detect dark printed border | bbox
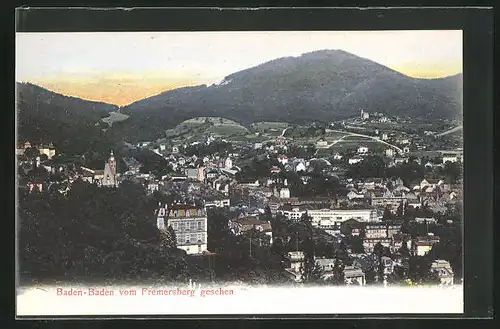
[8,6,494,322]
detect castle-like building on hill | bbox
[102,150,119,187]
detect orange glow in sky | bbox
[16,31,462,106]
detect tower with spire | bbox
[103,150,118,187]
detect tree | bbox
[161,226,177,249]
[24,146,40,159]
[345,235,364,254]
[382,206,393,222]
[396,201,404,218]
[263,205,272,221]
[398,239,411,258]
[373,242,385,283]
[300,251,324,284]
[325,257,345,285]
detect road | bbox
[435,125,462,137]
[323,129,404,153]
[280,127,291,137]
[278,126,403,154]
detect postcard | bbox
[16,28,464,317]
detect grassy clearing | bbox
[101,111,130,126]
[252,121,290,130]
[206,124,249,136]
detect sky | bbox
[16,30,463,106]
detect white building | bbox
[205,199,231,208]
[156,204,208,255]
[277,206,307,220]
[286,251,305,273]
[277,155,289,165]
[225,157,233,169]
[348,157,363,165]
[316,138,328,148]
[357,146,369,155]
[430,260,454,285]
[279,187,291,199]
[333,153,343,160]
[308,208,378,227]
[385,148,394,157]
[295,162,307,172]
[344,266,366,285]
[442,153,459,163]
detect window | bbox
[186,209,190,217]
[185,234,191,243]
[198,221,202,230]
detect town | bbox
[17,110,462,287]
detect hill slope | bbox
[16,82,119,154]
[120,50,462,133]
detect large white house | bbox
[308,208,378,227]
[156,204,208,255]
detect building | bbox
[279,187,291,199]
[415,217,437,224]
[102,150,118,187]
[315,258,336,272]
[316,138,328,148]
[277,205,307,220]
[156,204,208,255]
[254,142,263,149]
[277,155,289,165]
[442,153,459,163]
[414,234,440,256]
[38,144,56,159]
[363,238,392,253]
[344,266,366,285]
[430,260,454,285]
[185,167,205,181]
[364,224,387,239]
[371,196,407,210]
[286,251,305,273]
[386,223,401,239]
[380,256,396,275]
[394,157,408,165]
[225,157,233,169]
[295,162,307,172]
[308,208,378,227]
[231,218,273,244]
[348,157,363,165]
[357,146,369,155]
[205,199,230,208]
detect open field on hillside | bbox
[101,111,130,126]
[165,117,249,138]
[252,121,290,131]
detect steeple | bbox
[109,150,116,175]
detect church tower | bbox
[103,150,117,187]
[108,150,116,176]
